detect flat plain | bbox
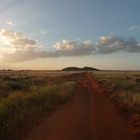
[0,70,140,140]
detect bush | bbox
[135,78,140,83]
[7,81,24,90]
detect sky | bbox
[0,0,140,70]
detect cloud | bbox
[53,40,96,56]
[128,25,140,31]
[0,29,97,62]
[0,29,41,62]
[129,26,135,31]
[96,36,140,54]
[40,29,47,35]
[5,21,14,26]
[12,38,36,46]
[0,29,140,62]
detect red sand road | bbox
[24,73,139,140]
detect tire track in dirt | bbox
[24,73,139,140]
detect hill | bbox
[62,67,100,71]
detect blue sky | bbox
[0,0,140,70]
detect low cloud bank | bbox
[0,29,140,62]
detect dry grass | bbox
[0,70,76,140]
[94,71,140,135]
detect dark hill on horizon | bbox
[62,67,100,71]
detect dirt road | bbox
[25,73,139,140]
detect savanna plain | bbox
[0,70,140,140]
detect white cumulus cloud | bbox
[53,39,96,56]
[0,29,41,62]
[0,29,140,62]
[5,21,14,26]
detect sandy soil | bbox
[24,73,139,140]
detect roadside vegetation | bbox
[0,70,76,140]
[94,71,140,135]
